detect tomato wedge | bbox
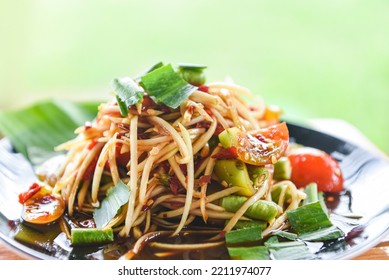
[20,185,65,225]
[288,147,344,193]
[218,122,289,166]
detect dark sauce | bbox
[10,214,231,260]
[9,192,360,260]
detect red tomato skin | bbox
[258,122,289,141]
[18,183,42,204]
[288,147,344,193]
[241,122,289,166]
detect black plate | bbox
[1,123,389,260]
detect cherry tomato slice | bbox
[255,121,289,141]
[243,122,289,165]
[21,192,65,225]
[288,147,344,193]
[218,122,289,166]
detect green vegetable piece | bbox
[298,225,344,241]
[303,183,319,205]
[214,159,254,196]
[177,63,207,86]
[225,226,263,245]
[228,246,270,260]
[177,63,207,71]
[264,235,279,246]
[134,62,164,82]
[318,191,329,216]
[71,228,114,246]
[221,195,278,222]
[218,127,239,148]
[272,230,298,241]
[115,96,129,117]
[140,64,198,109]
[265,240,314,260]
[112,77,144,116]
[231,220,267,230]
[207,136,219,152]
[93,180,131,228]
[266,240,305,249]
[271,183,292,204]
[14,223,61,249]
[143,61,165,74]
[247,165,269,188]
[287,201,333,234]
[273,157,291,180]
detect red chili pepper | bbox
[118,123,130,131]
[168,176,184,195]
[83,158,98,180]
[142,95,157,108]
[204,108,213,115]
[214,123,225,136]
[168,202,185,209]
[18,183,41,204]
[104,161,111,172]
[195,175,211,187]
[196,120,224,136]
[196,121,210,129]
[87,139,98,150]
[141,199,155,212]
[198,85,209,93]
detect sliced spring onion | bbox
[298,225,344,241]
[142,61,164,75]
[227,246,269,260]
[225,225,263,245]
[303,183,319,205]
[231,220,267,230]
[71,228,114,246]
[303,183,330,217]
[288,192,344,241]
[266,240,314,260]
[318,191,329,216]
[93,180,131,228]
[112,77,144,116]
[140,64,198,109]
[287,201,333,234]
[272,230,298,241]
[134,62,164,82]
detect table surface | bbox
[1,118,388,260]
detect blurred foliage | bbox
[0,0,388,153]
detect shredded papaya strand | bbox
[120,115,138,237]
[68,142,104,215]
[172,123,194,236]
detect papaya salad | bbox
[16,62,346,260]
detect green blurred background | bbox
[1,0,388,153]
